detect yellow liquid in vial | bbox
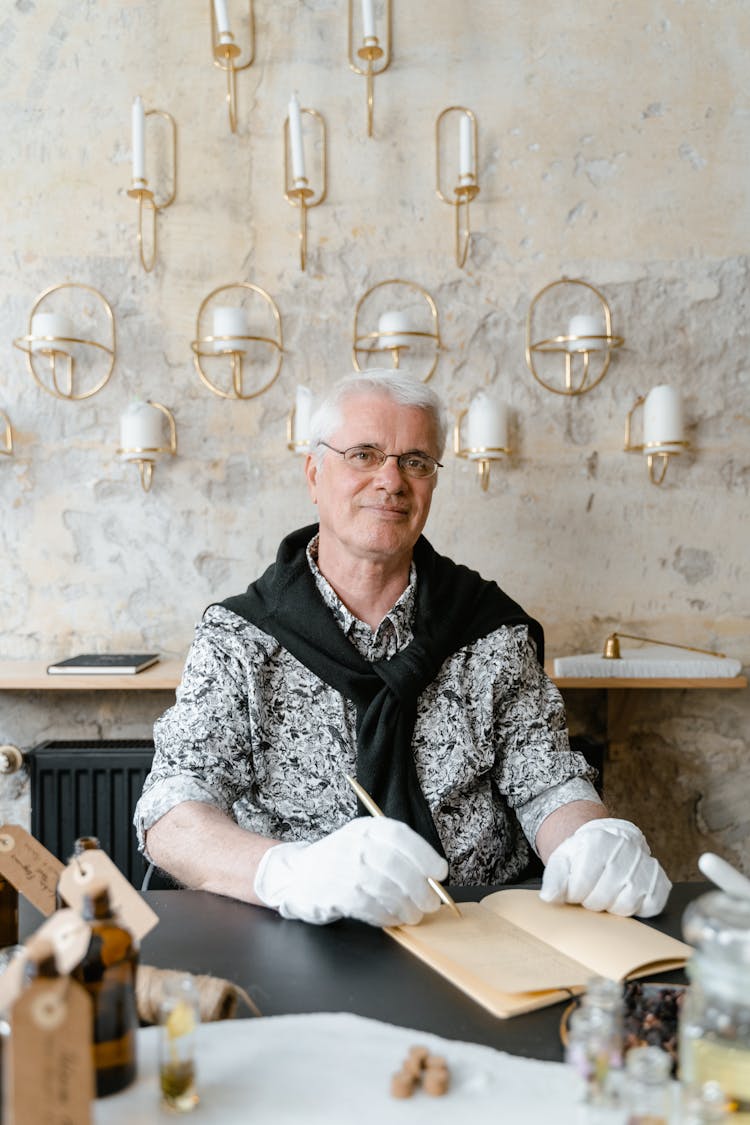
[688,1039,750,1121]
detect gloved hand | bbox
[539,817,671,917]
[254,816,449,927]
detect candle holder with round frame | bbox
[283,108,328,272]
[126,108,178,273]
[525,278,624,397]
[352,279,442,383]
[191,283,284,400]
[116,401,177,493]
[453,407,511,492]
[435,107,480,269]
[286,404,311,456]
[210,0,255,134]
[13,283,116,401]
[347,0,392,138]
[0,410,12,456]
[623,393,690,486]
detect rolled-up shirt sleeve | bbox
[134,618,255,857]
[491,629,602,847]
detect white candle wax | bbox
[30,312,75,354]
[377,311,412,350]
[120,402,164,460]
[466,391,508,459]
[459,114,474,179]
[293,386,314,447]
[131,95,146,183]
[567,313,604,352]
[361,0,376,39]
[288,94,306,183]
[213,0,232,38]
[643,385,685,453]
[212,307,250,353]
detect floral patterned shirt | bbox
[135,540,600,884]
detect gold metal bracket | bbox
[453,407,510,491]
[435,107,480,268]
[623,394,690,485]
[347,0,392,137]
[210,0,255,133]
[0,410,12,456]
[117,402,177,493]
[192,282,284,399]
[126,109,178,273]
[283,109,328,272]
[353,279,442,383]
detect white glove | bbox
[539,817,671,917]
[254,817,449,927]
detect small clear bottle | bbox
[566,1002,615,1104]
[582,975,624,1068]
[625,1045,671,1124]
[159,975,200,1114]
[680,1080,729,1124]
[679,891,750,1123]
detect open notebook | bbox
[386,889,691,1019]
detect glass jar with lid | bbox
[679,890,750,1122]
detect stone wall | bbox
[1,2,748,879]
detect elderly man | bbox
[136,370,670,926]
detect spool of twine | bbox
[136,964,261,1024]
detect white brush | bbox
[698,852,750,899]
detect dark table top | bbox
[133,882,702,1062]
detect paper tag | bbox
[6,977,93,1124]
[0,909,93,1016]
[0,824,64,916]
[56,850,159,942]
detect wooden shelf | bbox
[0,659,185,691]
[550,674,747,690]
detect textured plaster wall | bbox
[1,2,748,879]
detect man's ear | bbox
[304,452,318,504]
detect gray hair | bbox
[309,370,448,464]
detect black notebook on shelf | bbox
[46,653,160,675]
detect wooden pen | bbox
[345,773,462,919]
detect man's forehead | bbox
[337,394,435,438]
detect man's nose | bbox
[372,455,406,488]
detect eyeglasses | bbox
[318,442,443,478]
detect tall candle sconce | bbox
[211,0,255,133]
[117,401,177,493]
[13,283,116,400]
[347,0,392,137]
[525,278,624,396]
[436,107,480,269]
[353,279,442,383]
[127,97,178,273]
[624,384,689,485]
[0,411,12,456]
[287,385,317,455]
[284,96,328,272]
[191,282,284,399]
[454,390,511,492]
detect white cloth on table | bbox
[553,646,741,678]
[93,1010,621,1124]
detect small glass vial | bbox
[582,975,624,1069]
[566,1003,616,1104]
[625,1045,671,1124]
[159,975,200,1113]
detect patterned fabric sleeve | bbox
[133,615,257,852]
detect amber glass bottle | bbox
[55,835,102,909]
[0,874,18,948]
[72,885,138,1098]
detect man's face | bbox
[305,393,440,568]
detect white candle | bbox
[288,94,306,183]
[459,114,474,180]
[120,402,164,460]
[30,312,75,354]
[212,307,250,353]
[466,391,508,459]
[293,386,314,447]
[131,95,146,183]
[567,313,604,352]
[213,0,232,39]
[361,0,376,39]
[643,385,685,453]
[377,310,412,350]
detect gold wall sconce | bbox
[117,401,177,492]
[127,97,178,273]
[525,278,623,396]
[353,280,442,383]
[13,283,116,400]
[287,385,317,455]
[211,0,255,133]
[624,384,689,485]
[191,282,283,399]
[284,96,328,272]
[347,0,392,137]
[454,390,511,491]
[435,107,480,268]
[603,632,727,661]
[0,410,13,456]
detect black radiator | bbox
[26,739,155,889]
